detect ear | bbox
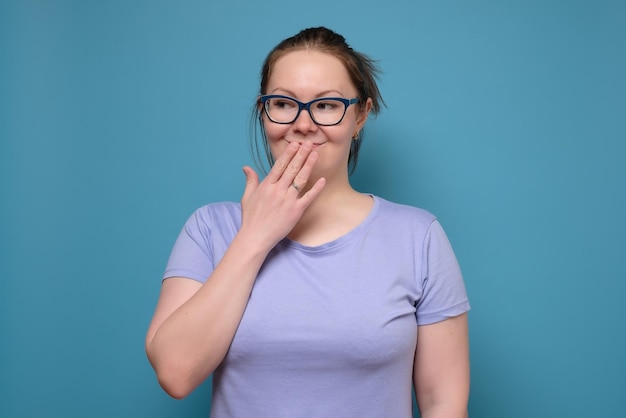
[355,97,373,131]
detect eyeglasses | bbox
[260,95,359,126]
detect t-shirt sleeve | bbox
[416,219,470,325]
[162,209,215,284]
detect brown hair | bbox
[251,27,385,174]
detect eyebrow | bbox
[269,88,347,98]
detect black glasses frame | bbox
[260,94,359,126]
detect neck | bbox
[300,173,357,215]
[287,179,373,246]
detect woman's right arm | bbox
[145,233,275,399]
[145,141,324,399]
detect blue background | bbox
[1,1,624,417]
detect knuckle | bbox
[293,174,306,184]
[286,163,300,174]
[274,160,287,171]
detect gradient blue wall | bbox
[1,1,624,417]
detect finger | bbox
[241,166,259,203]
[278,141,314,187]
[266,141,300,183]
[298,176,326,206]
[290,148,319,192]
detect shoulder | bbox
[366,196,440,246]
[373,196,437,226]
[192,201,241,219]
[184,201,242,233]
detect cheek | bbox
[263,121,290,143]
[264,124,288,159]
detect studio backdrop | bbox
[1,1,624,417]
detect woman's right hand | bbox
[240,141,326,249]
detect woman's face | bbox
[262,50,370,181]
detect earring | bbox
[352,131,360,140]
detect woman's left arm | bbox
[414,313,470,418]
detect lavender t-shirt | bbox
[163,196,469,417]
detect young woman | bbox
[146,27,470,418]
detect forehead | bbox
[267,50,354,96]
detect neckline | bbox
[279,195,380,253]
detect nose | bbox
[292,107,318,133]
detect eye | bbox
[313,99,341,112]
[271,98,297,110]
